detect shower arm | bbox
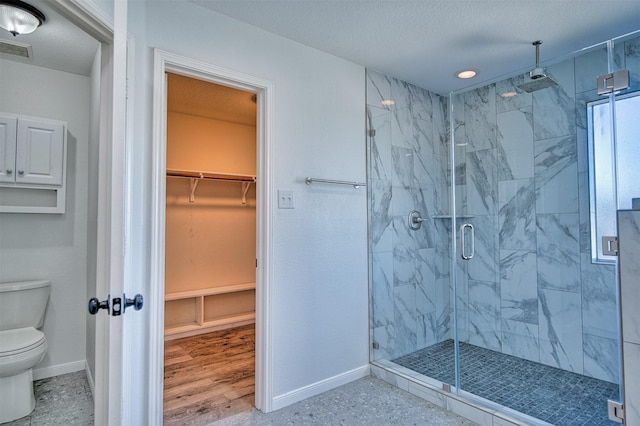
[534,40,542,67]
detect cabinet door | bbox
[16,118,65,185]
[0,115,17,183]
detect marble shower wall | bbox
[367,69,451,361]
[367,35,638,383]
[454,36,640,383]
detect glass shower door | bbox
[450,36,633,424]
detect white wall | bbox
[0,60,91,375]
[124,0,369,412]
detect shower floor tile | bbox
[393,340,619,426]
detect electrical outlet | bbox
[278,190,294,209]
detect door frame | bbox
[150,49,274,422]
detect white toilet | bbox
[0,280,50,423]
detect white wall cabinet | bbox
[0,113,67,213]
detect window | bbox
[588,92,640,264]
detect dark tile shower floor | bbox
[393,340,619,426]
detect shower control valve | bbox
[408,210,425,230]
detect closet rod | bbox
[167,169,256,183]
[167,169,255,204]
[305,177,366,189]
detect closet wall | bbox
[164,75,257,339]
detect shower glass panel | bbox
[451,34,640,424]
[366,71,456,386]
[367,31,637,426]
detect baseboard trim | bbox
[33,360,86,381]
[272,364,370,411]
[85,362,95,398]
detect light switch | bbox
[278,190,294,209]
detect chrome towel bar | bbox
[305,177,366,189]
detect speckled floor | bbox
[393,340,619,426]
[2,370,93,426]
[208,376,477,426]
[1,369,474,426]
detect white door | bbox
[92,0,128,423]
[65,0,135,423]
[95,0,136,424]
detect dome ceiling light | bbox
[0,0,45,36]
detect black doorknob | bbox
[88,297,110,315]
[123,293,143,313]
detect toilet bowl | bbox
[0,280,50,423]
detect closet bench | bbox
[164,282,256,340]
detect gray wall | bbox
[0,59,94,376]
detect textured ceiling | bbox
[2,0,638,95]
[189,0,640,94]
[0,2,99,77]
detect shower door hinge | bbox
[608,400,624,423]
[597,69,630,95]
[368,129,376,137]
[602,236,619,256]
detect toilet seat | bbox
[0,327,46,357]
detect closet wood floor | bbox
[163,324,255,425]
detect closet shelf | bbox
[165,282,256,301]
[166,169,256,204]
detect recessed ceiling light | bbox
[500,91,518,98]
[456,70,477,79]
[381,99,395,106]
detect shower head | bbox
[517,41,558,93]
[518,75,558,92]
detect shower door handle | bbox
[460,223,474,260]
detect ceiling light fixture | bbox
[381,99,395,106]
[499,91,518,98]
[0,0,45,36]
[456,70,477,79]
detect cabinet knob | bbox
[17,170,24,176]
[5,169,11,176]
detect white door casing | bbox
[150,49,275,422]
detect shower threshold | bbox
[385,340,618,426]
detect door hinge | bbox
[608,400,624,423]
[368,129,376,137]
[597,69,630,95]
[602,236,619,256]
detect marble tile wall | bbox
[367,69,451,361]
[453,35,640,384]
[368,34,638,384]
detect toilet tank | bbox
[0,280,51,331]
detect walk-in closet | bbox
[162,73,257,425]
